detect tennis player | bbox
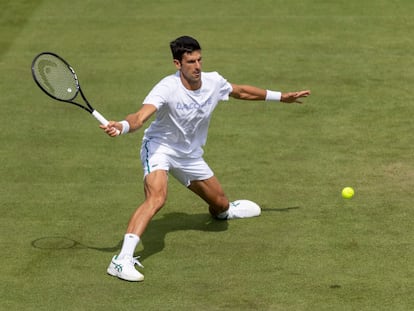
[101,36,310,281]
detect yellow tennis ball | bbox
[342,187,354,199]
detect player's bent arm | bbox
[125,104,157,133]
[100,104,157,137]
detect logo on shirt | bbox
[176,100,212,110]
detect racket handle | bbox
[92,110,120,135]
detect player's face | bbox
[175,50,202,90]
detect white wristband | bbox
[265,90,282,101]
[120,120,130,135]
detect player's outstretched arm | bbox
[230,83,310,103]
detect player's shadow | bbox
[31,208,297,259]
[139,212,228,260]
[31,212,228,260]
[138,208,298,260]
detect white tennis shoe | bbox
[217,200,261,220]
[107,255,144,282]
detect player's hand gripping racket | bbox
[31,52,119,135]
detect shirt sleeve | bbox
[142,79,171,110]
[215,72,233,101]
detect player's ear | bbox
[173,59,181,70]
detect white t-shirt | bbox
[142,71,232,158]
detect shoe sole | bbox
[107,267,144,282]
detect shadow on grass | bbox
[140,212,228,260]
[31,208,295,258]
[31,236,123,252]
[31,212,228,260]
[261,206,300,212]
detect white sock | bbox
[118,233,140,259]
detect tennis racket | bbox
[31,52,119,134]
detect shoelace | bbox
[131,256,144,269]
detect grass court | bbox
[1,0,414,310]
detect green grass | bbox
[2,0,414,310]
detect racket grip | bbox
[92,110,120,135]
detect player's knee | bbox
[146,195,167,212]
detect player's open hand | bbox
[100,121,121,137]
[281,90,311,103]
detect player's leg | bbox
[188,175,261,220]
[178,157,260,220]
[108,139,171,282]
[187,175,229,217]
[126,169,168,236]
[107,170,168,282]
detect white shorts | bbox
[140,140,214,187]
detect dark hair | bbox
[170,36,201,61]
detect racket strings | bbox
[32,54,78,101]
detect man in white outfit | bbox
[102,36,310,282]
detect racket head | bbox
[31,52,79,102]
